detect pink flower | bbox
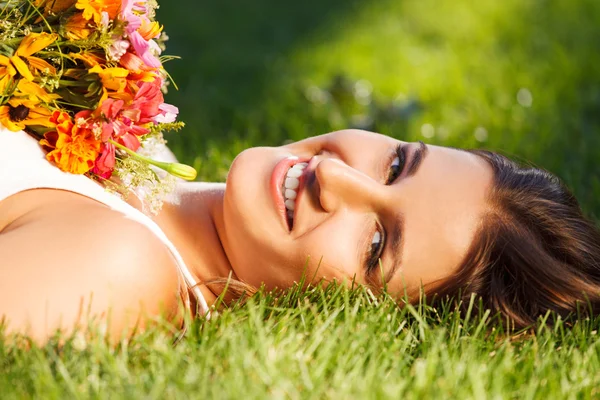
[128,30,161,68]
[154,103,179,123]
[121,0,147,20]
[120,0,162,69]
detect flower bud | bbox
[165,162,197,180]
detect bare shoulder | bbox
[0,189,183,342]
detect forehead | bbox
[386,144,493,296]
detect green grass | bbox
[3,0,600,397]
[3,286,600,398]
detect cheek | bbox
[235,220,362,291]
[299,216,365,284]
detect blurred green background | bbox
[157,0,600,219]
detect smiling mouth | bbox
[281,161,308,230]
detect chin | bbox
[222,146,284,282]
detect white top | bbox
[0,125,209,317]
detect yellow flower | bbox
[75,0,120,24]
[89,65,130,102]
[0,54,18,85]
[9,32,58,82]
[0,75,11,94]
[15,79,59,102]
[0,97,54,131]
[0,56,17,94]
[0,80,59,131]
[41,111,102,174]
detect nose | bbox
[315,158,383,213]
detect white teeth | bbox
[285,189,297,199]
[284,199,295,210]
[284,177,299,189]
[286,167,303,178]
[283,162,308,223]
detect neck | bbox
[150,182,235,303]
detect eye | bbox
[364,144,405,274]
[365,227,384,274]
[386,144,406,185]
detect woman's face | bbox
[222,129,493,297]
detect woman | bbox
[1,127,599,341]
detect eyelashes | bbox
[386,143,406,185]
[365,144,406,274]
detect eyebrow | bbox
[385,141,429,284]
[406,141,429,178]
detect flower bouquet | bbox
[0,0,196,212]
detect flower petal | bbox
[16,80,60,102]
[10,56,34,81]
[118,132,140,151]
[25,56,57,75]
[16,33,58,57]
[0,55,16,76]
[0,75,13,94]
[129,31,161,68]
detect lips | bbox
[270,155,310,232]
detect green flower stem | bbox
[109,139,198,181]
[57,80,90,87]
[0,38,20,49]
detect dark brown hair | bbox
[430,150,600,329]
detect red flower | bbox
[97,98,146,151]
[131,79,164,124]
[92,142,116,178]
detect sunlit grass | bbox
[3,285,600,398]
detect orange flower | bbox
[41,111,102,174]
[118,52,157,83]
[138,19,163,41]
[75,0,120,24]
[9,32,58,81]
[68,51,104,68]
[36,0,77,15]
[65,13,94,40]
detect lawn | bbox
[2,0,600,398]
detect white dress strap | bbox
[0,126,209,316]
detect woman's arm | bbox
[0,190,183,343]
